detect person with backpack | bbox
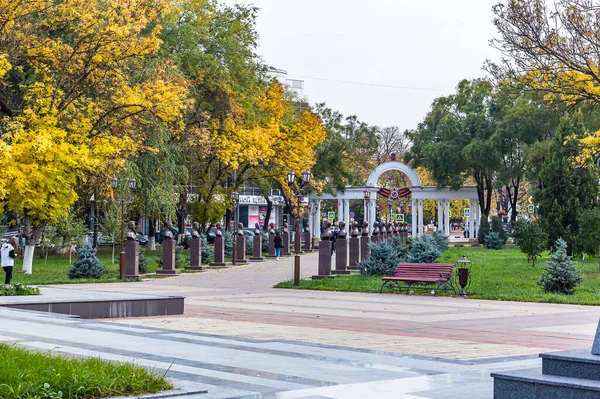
[274,230,283,260]
[1,237,17,288]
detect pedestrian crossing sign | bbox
[464,208,470,218]
[528,204,535,214]
[327,211,336,220]
[396,214,404,223]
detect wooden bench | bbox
[380,263,456,295]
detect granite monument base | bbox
[124,240,144,279]
[209,236,227,267]
[235,235,248,264]
[185,238,206,271]
[348,237,360,270]
[361,236,370,261]
[282,233,291,256]
[332,239,350,275]
[250,235,264,261]
[157,239,180,275]
[304,231,312,252]
[266,234,277,258]
[313,241,333,279]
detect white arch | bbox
[366,161,421,187]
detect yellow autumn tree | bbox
[0,0,189,272]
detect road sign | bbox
[322,213,327,220]
[528,204,535,214]
[463,208,470,218]
[327,211,336,220]
[349,212,355,218]
[396,214,404,223]
[350,217,354,223]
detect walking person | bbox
[274,230,283,260]
[1,237,17,288]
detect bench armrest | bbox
[439,272,451,279]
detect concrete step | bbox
[541,349,600,381]
[492,367,600,399]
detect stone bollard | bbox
[157,238,180,275]
[124,239,142,278]
[210,235,226,267]
[185,237,206,271]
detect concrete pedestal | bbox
[267,234,277,258]
[124,240,142,279]
[371,234,379,244]
[157,239,180,275]
[210,236,226,267]
[282,233,291,256]
[235,235,248,264]
[304,232,312,252]
[332,239,350,275]
[250,235,264,261]
[348,237,360,270]
[313,240,333,280]
[361,236,371,261]
[186,238,206,271]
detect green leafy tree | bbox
[512,219,547,267]
[576,208,600,271]
[535,112,598,253]
[406,79,500,216]
[68,245,106,280]
[99,202,121,264]
[55,210,88,264]
[538,238,583,295]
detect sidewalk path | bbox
[62,252,599,361]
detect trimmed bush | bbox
[246,235,253,256]
[387,235,410,261]
[0,284,40,296]
[68,245,106,279]
[431,230,449,251]
[407,237,441,263]
[224,232,233,258]
[478,215,490,244]
[484,232,504,250]
[490,216,507,243]
[359,241,400,276]
[261,232,269,253]
[538,238,583,295]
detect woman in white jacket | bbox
[1,237,17,287]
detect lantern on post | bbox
[456,255,471,296]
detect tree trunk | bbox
[22,245,35,274]
[148,218,156,250]
[263,196,273,232]
[93,188,99,248]
[112,244,115,264]
[225,209,232,231]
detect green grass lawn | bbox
[7,246,162,285]
[275,246,600,305]
[0,343,172,399]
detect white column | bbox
[343,199,350,226]
[418,199,424,237]
[444,200,450,236]
[411,199,417,237]
[315,200,321,238]
[370,199,377,231]
[469,199,475,240]
[474,200,480,238]
[437,200,443,232]
[337,199,343,223]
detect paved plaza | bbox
[1,252,599,398]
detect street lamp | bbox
[288,170,310,285]
[110,177,137,279]
[363,190,371,229]
[231,191,239,265]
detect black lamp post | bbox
[363,190,371,229]
[231,191,239,265]
[110,177,137,280]
[288,170,310,285]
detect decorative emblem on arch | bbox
[366,161,422,188]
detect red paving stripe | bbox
[182,305,592,350]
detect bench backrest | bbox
[393,263,454,277]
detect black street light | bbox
[110,177,137,279]
[231,191,239,265]
[288,170,310,285]
[363,190,371,228]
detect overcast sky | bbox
[229,0,501,132]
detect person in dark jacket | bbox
[274,230,283,260]
[330,226,339,256]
